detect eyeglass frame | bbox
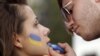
[61,1,72,22]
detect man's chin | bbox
[81,34,100,41]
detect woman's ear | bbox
[13,33,23,49]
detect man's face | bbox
[62,0,100,41]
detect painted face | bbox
[62,0,100,41]
[28,33,42,46]
[19,5,50,56]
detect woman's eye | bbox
[34,23,38,26]
[34,20,39,27]
[34,23,38,27]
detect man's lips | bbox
[72,25,79,32]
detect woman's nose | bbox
[43,26,51,42]
[43,27,50,36]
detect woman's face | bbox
[18,5,50,56]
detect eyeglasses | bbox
[61,1,72,22]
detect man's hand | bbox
[48,43,76,56]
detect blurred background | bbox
[27,0,100,56]
[27,0,72,44]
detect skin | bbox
[14,5,50,56]
[63,0,100,41]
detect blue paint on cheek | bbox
[29,33,41,41]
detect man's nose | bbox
[64,16,75,31]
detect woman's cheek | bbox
[28,33,43,46]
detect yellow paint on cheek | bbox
[29,38,43,46]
